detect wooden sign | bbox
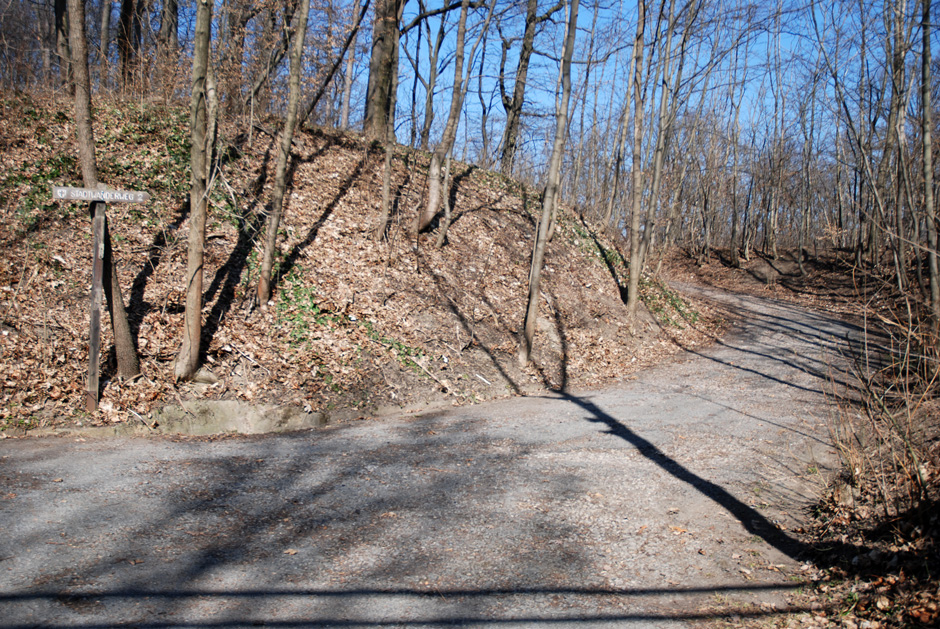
[53,186,150,203]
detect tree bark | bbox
[55,0,71,90]
[363,0,404,140]
[69,0,97,188]
[118,0,136,89]
[419,4,448,150]
[518,0,578,367]
[340,3,360,130]
[417,0,496,233]
[174,0,212,381]
[156,0,178,94]
[102,215,140,378]
[158,0,178,52]
[922,0,939,325]
[418,0,471,233]
[258,0,311,305]
[624,0,646,320]
[99,0,111,86]
[69,0,139,379]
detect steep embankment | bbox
[0,95,717,434]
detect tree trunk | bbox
[340,7,359,130]
[156,0,178,95]
[624,0,646,320]
[498,0,562,176]
[922,0,939,325]
[518,0,578,367]
[69,0,139,379]
[435,154,454,247]
[363,0,403,140]
[258,0,311,305]
[174,0,212,381]
[417,0,496,233]
[418,0,471,233]
[69,0,97,188]
[55,0,71,90]
[419,6,447,150]
[99,0,111,87]
[116,0,144,90]
[159,0,178,52]
[102,216,140,378]
[301,0,371,126]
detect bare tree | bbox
[518,0,578,367]
[258,0,312,305]
[417,0,472,232]
[175,0,212,381]
[55,0,71,90]
[497,0,563,176]
[69,0,139,379]
[364,0,404,140]
[921,0,938,324]
[417,0,497,234]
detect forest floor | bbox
[0,92,720,437]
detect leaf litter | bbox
[0,94,719,436]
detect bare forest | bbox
[0,0,938,624]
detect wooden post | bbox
[87,201,106,412]
[52,186,150,412]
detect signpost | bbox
[53,186,149,412]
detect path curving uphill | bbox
[0,286,862,627]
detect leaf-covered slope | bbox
[0,94,716,433]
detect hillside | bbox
[0,94,718,435]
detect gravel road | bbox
[0,287,859,628]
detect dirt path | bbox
[0,286,859,627]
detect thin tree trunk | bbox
[498,0,563,176]
[418,0,471,233]
[374,17,402,240]
[69,0,139,379]
[340,20,358,129]
[417,0,496,233]
[518,0,578,367]
[174,0,212,381]
[435,154,454,247]
[258,0,311,305]
[419,10,447,149]
[301,0,370,125]
[55,0,71,90]
[624,0,646,320]
[69,0,97,188]
[99,0,111,87]
[922,0,939,325]
[602,47,637,229]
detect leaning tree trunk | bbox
[518,0,579,367]
[69,0,139,379]
[498,0,563,177]
[174,0,212,381]
[417,0,470,233]
[258,0,311,305]
[417,0,497,234]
